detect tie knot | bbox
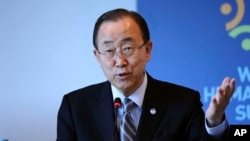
[123,98,134,112]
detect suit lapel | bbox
[136,75,169,141]
[93,82,120,141]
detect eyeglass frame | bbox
[96,42,147,59]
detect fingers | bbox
[210,77,236,114]
[230,78,236,94]
[211,96,220,110]
[214,87,227,109]
[220,77,236,101]
[206,95,225,123]
[224,83,231,102]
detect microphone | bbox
[114,98,121,109]
[112,97,121,141]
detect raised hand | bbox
[205,77,236,127]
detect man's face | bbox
[94,16,152,96]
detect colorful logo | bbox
[221,0,250,51]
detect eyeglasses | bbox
[97,42,146,59]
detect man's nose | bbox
[115,52,128,68]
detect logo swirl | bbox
[221,0,250,51]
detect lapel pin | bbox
[150,108,156,115]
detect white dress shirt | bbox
[112,73,147,130]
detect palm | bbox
[205,77,236,126]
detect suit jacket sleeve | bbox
[57,95,77,141]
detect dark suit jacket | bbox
[57,74,229,141]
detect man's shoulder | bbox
[150,76,198,94]
[148,76,201,103]
[59,81,111,112]
[65,81,110,98]
[151,78,203,109]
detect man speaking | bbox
[56,8,236,141]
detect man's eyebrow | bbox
[120,37,133,43]
[103,40,113,45]
[102,37,134,46]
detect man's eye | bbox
[123,47,132,51]
[105,49,114,53]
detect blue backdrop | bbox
[137,0,250,124]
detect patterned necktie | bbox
[120,98,136,141]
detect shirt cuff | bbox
[205,118,228,136]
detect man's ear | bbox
[93,49,98,57]
[145,41,153,62]
[93,49,101,63]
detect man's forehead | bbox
[98,16,139,33]
[97,17,142,46]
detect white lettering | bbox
[232,86,250,101]
[234,129,241,136]
[233,129,247,136]
[242,86,250,101]
[235,104,250,121]
[241,129,247,136]
[233,86,242,101]
[238,66,250,82]
[236,105,246,121]
[203,87,216,103]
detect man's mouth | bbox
[116,73,130,79]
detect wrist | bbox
[206,114,225,127]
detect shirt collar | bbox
[112,72,147,108]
